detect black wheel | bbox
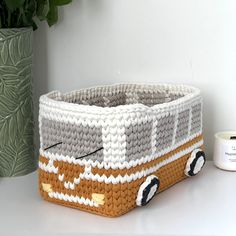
[185,148,206,177]
[136,175,160,206]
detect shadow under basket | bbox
[38,84,206,217]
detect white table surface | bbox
[0,161,236,236]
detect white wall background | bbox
[33,0,236,159]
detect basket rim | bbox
[40,83,201,115]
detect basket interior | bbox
[62,85,190,107]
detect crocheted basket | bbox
[38,84,205,217]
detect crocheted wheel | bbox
[185,148,206,177]
[136,175,160,206]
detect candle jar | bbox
[214,131,236,171]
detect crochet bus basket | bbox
[38,84,205,217]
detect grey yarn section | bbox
[125,120,153,161]
[190,103,202,135]
[125,92,139,105]
[41,118,103,161]
[65,89,184,108]
[137,91,169,107]
[74,93,127,107]
[175,109,190,143]
[104,93,127,107]
[79,96,106,107]
[169,93,183,101]
[156,114,175,152]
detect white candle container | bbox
[214,131,236,171]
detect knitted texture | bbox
[38,84,204,217]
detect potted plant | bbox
[0,0,72,176]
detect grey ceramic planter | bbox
[0,28,36,176]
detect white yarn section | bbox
[48,192,99,207]
[64,181,75,190]
[188,105,193,136]
[146,185,158,202]
[40,84,201,116]
[39,87,202,133]
[172,111,179,146]
[47,164,93,190]
[39,94,202,125]
[102,120,126,163]
[58,174,64,181]
[58,174,79,190]
[38,161,58,174]
[200,101,203,133]
[74,177,80,184]
[193,156,205,174]
[151,119,157,155]
[38,111,43,149]
[39,140,203,185]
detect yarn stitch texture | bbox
[38,84,204,217]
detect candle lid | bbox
[215,131,236,141]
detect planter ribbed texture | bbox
[0,28,35,176]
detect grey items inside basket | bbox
[40,84,202,163]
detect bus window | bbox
[190,103,202,135]
[156,114,175,152]
[175,109,190,143]
[125,119,153,161]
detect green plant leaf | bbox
[21,0,37,27]
[37,0,50,20]
[5,0,25,11]
[0,0,72,29]
[47,1,58,27]
[54,0,72,6]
